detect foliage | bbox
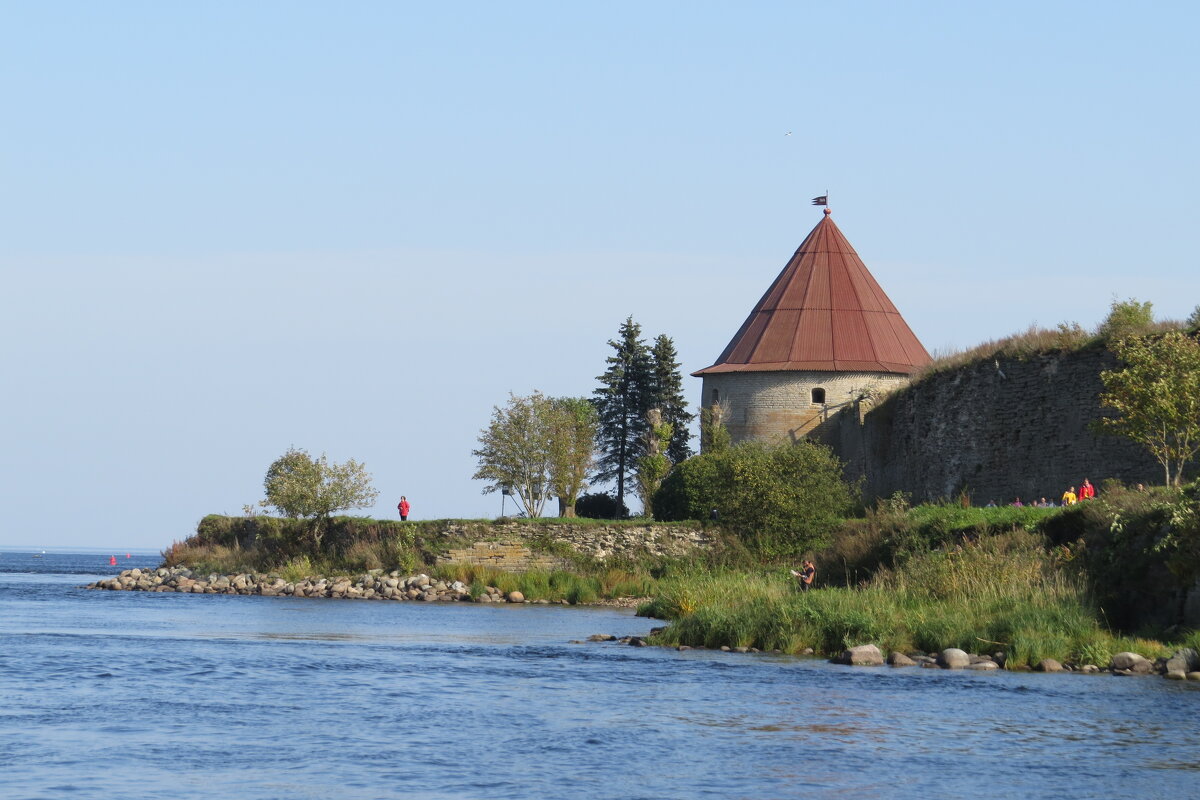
[822,502,1060,586]
[1097,331,1200,486]
[546,397,599,517]
[635,409,673,519]
[698,401,731,453]
[263,448,379,549]
[1041,481,1200,630]
[640,535,1123,667]
[1187,305,1200,332]
[653,439,855,556]
[1097,297,1155,341]
[472,392,556,517]
[593,316,654,515]
[649,334,694,464]
[574,492,629,519]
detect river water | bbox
[2,552,1197,799]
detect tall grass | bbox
[641,532,1152,667]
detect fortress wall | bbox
[837,345,1166,504]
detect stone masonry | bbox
[834,345,1170,504]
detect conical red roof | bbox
[693,210,931,375]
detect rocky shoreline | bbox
[832,643,1200,681]
[91,566,558,604]
[579,637,1200,683]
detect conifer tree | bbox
[593,316,653,516]
[649,334,694,464]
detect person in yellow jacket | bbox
[1062,486,1078,505]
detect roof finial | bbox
[823,208,831,216]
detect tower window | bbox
[711,388,720,404]
[811,387,826,404]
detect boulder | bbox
[507,591,525,603]
[937,648,970,669]
[836,644,884,666]
[1165,648,1200,675]
[1035,659,1064,673]
[887,652,916,667]
[1111,652,1148,671]
[1129,659,1155,675]
[1188,672,1200,681]
[965,660,999,671]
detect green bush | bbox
[1097,297,1155,341]
[653,440,856,557]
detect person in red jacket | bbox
[1079,479,1096,500]
[397,496,411,521]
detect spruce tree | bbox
[593,316,653,516]
[649,334,694,464]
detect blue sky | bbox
[3,2,1197,548]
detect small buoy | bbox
[109,556,117,565]
[125,553,131,559]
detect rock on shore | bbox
[88,567,530,603]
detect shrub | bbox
[1097,297,1155,341]
[575,492,629,519]
[653,439,856,557]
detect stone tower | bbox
[692,209,931,447]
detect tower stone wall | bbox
[700,370,910,445]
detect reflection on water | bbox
[2,556,1199,800]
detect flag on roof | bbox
[811,195,828,206]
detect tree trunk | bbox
[558,497,576,517]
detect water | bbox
[2,552,1197,799]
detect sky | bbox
[3,1,1198,549]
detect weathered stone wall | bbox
[835,345,1169,504]
[427,521,713,570]
[700,370,910,446]
[435,541,570,572]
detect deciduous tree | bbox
[263,447,379,549]
[635,408,673,518]
[472,392,555,517]
[547,397,599,517]
[1098,331,1200,486]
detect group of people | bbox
[987,478,1098,508]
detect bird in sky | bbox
[785,131,792,136]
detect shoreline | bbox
[87,565,646,607]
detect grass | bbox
[912,318,1187,383]
[639,530,1184,667]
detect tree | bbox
[472,392,555,517]
[593,317,654,516]
[263,447,379,549]
[546,397,599,517]
[653,439,856,555]
[1098,331,1200,486]
[649,334,694,464]
[1186,305,1200,332]
[699,401,732,453]
[635,409,673,518]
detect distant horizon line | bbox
[0,546,162,555]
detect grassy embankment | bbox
[162,483,1200,666]
[641,484,1200,666]
[161,514,693,604]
